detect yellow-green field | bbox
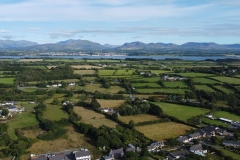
[68,84,125,94]
[74,70,96,75]
[135,122,194,141]
[97,99,125,108]
[119,114,160,123]
[42,105,68,121]
[73,107,118,128]
[71,65,102,69]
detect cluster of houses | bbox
[46,83,76,88]
[101,141,164,160]
[163,75,186,81]
[205,114,240,129]
[31,148,91,160]
[0,101,23,119]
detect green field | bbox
[98,70,116,76]
[154,102,210,122]
[132,83,161,88]
[176,72,214,77]
[129,77,161,82]
[74,70,96,75]
[211,76,240,85]
[42,105,68,121]
[164,81,188,88]
[193,78,220,84]
[8,112,39,140]
[150,70,173,75]
[218,148,240,160]
[114,69,134,76]
[213,111,240,121]
[0,77,15,84]
[201,117,228,127]
[137,88,190,94]
[214,86,234,94]
[25,66,47,69]
[195,85,216,92]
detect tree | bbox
[2,108,9,116]
[90,99,101,109]
[140,148,149,157]
[51,99,60,105]
[129,120,135,129]
[125,151,139,160]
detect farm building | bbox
[219,118,233,123]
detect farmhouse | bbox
[168,150,188,160]
[176,136,189,143]
[109,148,124,159]
[147,141,164,152]
[190,144,207,156]
[3,105,18,112]
[223,140,240,148]
[74,149,91,160]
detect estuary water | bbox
[0,55,239,61]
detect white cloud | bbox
[0,0,210,22]
[0,29,11,33]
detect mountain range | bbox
[0,39,240,52]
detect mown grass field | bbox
[195,85,216,92]
[211,76,240,85]
[97,99,125,108]
[20,125,101,160]
[136,88,190,94]
[73,107,118,128]
[68,84,125,94]
[19,59,43,62]
[44,94,66,104]
[98,70,116,76]
[150,70,173,75]
[164,81,188,88]
[42,105,68,121]
[0,77,15,84]
[119,114,160,124]
[154,102,210,122]
[135,122,194,141]
[114,69,134,76]
[201,117,228,127]
[129,77,160,82]
[74,70,96,75]
[8,112,39,140]
[214,86,234,94]
[193,78,220,84]
[213,111,240,121]
[132,83,161,88]
[81,77,97,81]
[176,72,215,77]
[71,65,102,69]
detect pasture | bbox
[97,99,125,108]
[150,70,173,75]
[129,77,160,82]
[193,78,220,84]
[114,69,134,76]
[164,81,188,88]
[195,85,216,92]
[73,107,118,128]
[136,88,190,94]
[42,105,68,121]
[74,70,96,75]
[154,102,210,122]
[8,112,39,140]
[98,70,116,76]
[0,77,15,84]
[176,72,214,77]
[211,76,240,85]
[21,125,101,160]
[132,83,161,88]
[135,122,194,141]
[68,84,125,94]
[119,114,160,124]
[71,65,102,69]
[214,86,234,94]
[213,111,240,121]
[201,118,228,127]
[19,59,43,62]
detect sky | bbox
[0,0,240,45]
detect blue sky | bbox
[0,0,240,45]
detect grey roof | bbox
[33,157,48,160]
[3,105,17,109]
[170,150,188,157]
[75,150,91,157]
[110,148,124,155]
[125,148,135,152]
[223,140,240,146]
[189,132,202,138]
[176,136,188,142]
[190,144,203,151]
[48,155,64,160]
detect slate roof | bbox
[48,155,65,160]
[190,144,203,151]
[110,148,124,155]
[169,150,188,157]
[189,132,202,138]
[176,136,189,142]
[75,150,91,157]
